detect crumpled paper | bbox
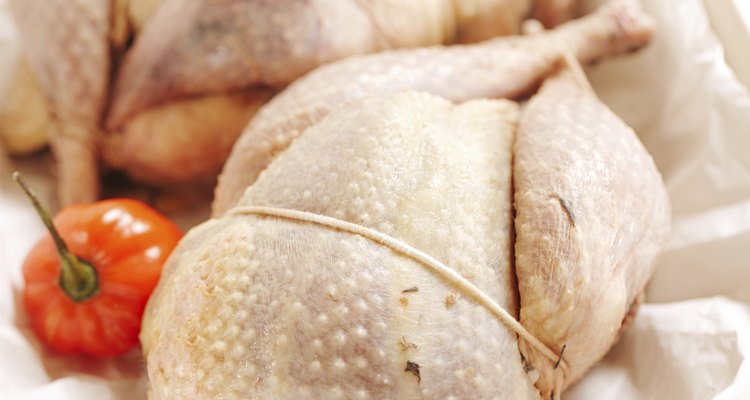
[1,0,749,399]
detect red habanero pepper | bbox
[14,173,183,357]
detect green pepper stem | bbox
[13,172,99,302]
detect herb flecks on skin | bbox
[445,293,459,308]
[399,336,419,351]
[405,360,421,384]
[402,286,419,293]
[553,193,576,227]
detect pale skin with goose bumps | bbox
[213,0,655,215]
[12,0,557,204]
[142,73,669,400]
[138,0,669,398]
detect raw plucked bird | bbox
[143,1,670,398]
[213,0,653,214]
[11,0,565,204]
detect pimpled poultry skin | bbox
[142,0,670,397]
[105,0,537,127]
[513,69,670,396]
[144,91,537,399]
[213,0,651,215]
[107,0,589,127]
[10,0,110,205]
[142,68,669,400]
[12,0,561,205]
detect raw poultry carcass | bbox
[10,0,111,205]
[142,0,670,398]
[103,0,543,188]
[0,0,152,158]
[511,66,669,396]
[213,0,651,214]
[108,0,585,125]
[10,0,550,205]
[8,0,265,204]
[106,0,536,126]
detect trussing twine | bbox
[229,205,570,376]
[523,16,594,97]
[554,33,596,96]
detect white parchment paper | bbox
[1,0,749,399]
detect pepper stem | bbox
[13,172,99,302]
